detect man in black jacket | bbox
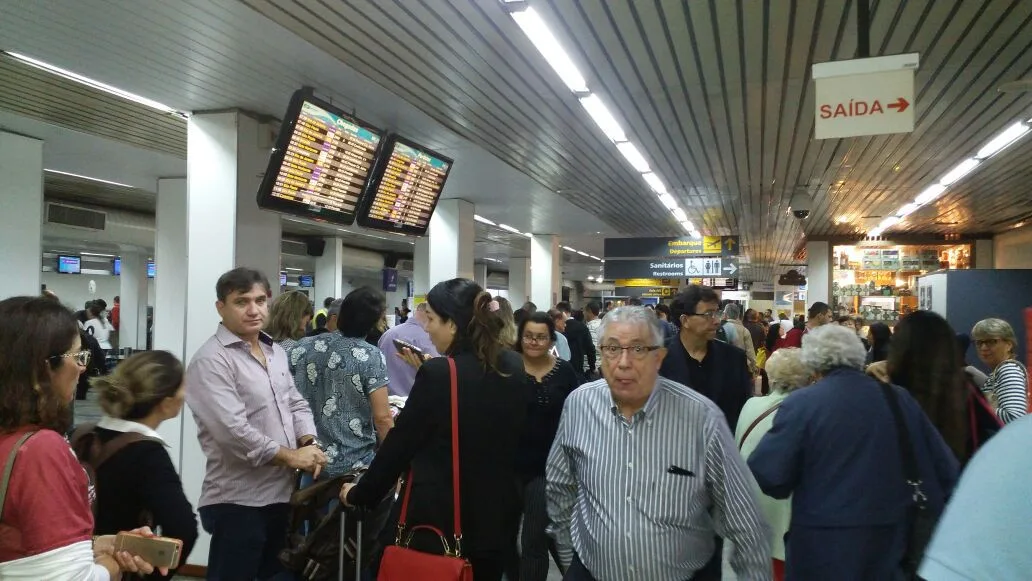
[659,284,753,581]
[556,301,596,381]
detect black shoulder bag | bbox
[878,382,937,580]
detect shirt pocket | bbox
[641,462,707,527]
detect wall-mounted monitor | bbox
[356,135,453,236]
[298,274,314,288]
[147,261,156,278]
[113,257,121,276]
[57,255,81,274]
[256,89,384,226]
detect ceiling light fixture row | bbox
[3,51,188,118]
[869,119,1030,237]
[475,213,604,262]
[500,2,698,238]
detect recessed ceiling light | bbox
[938,158,980,186]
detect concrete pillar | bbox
[508,257,530,306]
[154,177,188,359]
[531,235,561,310]
[315,237,345,302]
[974,239,993,269]
[805,240,831,307]
[473,262,488,289]
[118,252,148,350]
[0,131,43,299]
[413,199,475,294]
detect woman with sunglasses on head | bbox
[0,296,162,579]
[513,311,580,581]
[971,318,1029,424]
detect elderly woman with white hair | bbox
[735,348,812,581]
[748,324,959,581]
[971,317,1028,423]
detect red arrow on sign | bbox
[887,97,909,113]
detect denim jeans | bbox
[199,503,295,581]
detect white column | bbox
[118,252,148,350]
[531,235,561,310]
[314,237,344,301]
[508,257,530,306]
[974,239,994,269]
[154,177,188,360]
[175,111,279,566]
[426,198,475,286]
[805,240,831,307]
[0,132,43,299]
[413,236,430,296]
[473,263,488,289]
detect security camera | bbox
[790,192,811,220]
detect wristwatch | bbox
[303,437,324,450]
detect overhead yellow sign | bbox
[614,278,679,287]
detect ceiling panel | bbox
[44,175,157,214]
[3,0,1032,283]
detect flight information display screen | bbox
[357,136,453,236]
[256,90,384,226]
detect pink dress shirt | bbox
[185,325,317,508]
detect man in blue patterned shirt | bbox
[288,287,394,477]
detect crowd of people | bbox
[1,270,1029,581]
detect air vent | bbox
[281,239,308,256]
[45,202,106,230]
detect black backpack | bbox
[69,423,163,522]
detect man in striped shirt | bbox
[546,306,771,581]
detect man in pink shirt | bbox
[185,267,327,580]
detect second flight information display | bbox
[358,138,453,236]
[260,95,382,225]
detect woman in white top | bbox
[971,318,1028,424]
[735,347,813,581]
[84,303,115,351]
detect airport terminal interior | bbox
[2,0,1032,580]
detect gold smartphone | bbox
[113,532,183,570]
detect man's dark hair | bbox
[669,285,720,328]
[807,301,831,319]
[585,301,601,317]
[522,301,537,313]
[655,303,672,318]
[556,301,572,314]
[113,296,120,303]
[337,287,386,338]
[216,267,271,302]
[323,297,334,308]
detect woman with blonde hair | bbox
[265,290,313,352]
[735,347,812,581]
[494,296,518,348]
[80,350,198,579]
[971,317,1028,423]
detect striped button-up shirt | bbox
[546,376,771,581]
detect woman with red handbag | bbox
[340,279,530,581]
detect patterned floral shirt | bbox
[288,334,389,477]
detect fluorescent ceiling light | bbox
[975,122,1030,160]
[44,169,133,188]
[689,230,701,238]
[562,246,577,252]
[523,232,533,238]
[896,203,920,218]
[80,252,115,257]
[5,51,184,117]
[510,8,588,93]
[498,223,522,234]
[680,220,695,231]
[672,208,688,223]
[914,184,947,205]
[642,172,667,195]
[576,250,589,256]
[615,142,651,173]
[658,193,678,210]
[938,158,980,186]
[285,267,303,272]
[879,216,901,229]
[578,95,627,142]
[868,227,885,237]
[473,214,496,226]
[600,259,605,263]
[589,255,600,260]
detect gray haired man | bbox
[547,306,771,581]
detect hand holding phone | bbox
[112,531,184,570]
[392,338,424,358]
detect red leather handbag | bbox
[377,357,473,581]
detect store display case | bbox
[832,243,971,325]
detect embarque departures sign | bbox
[604,236,739,259]
[813,53,918,139]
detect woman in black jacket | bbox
[341,279,530,581]
[86,350,198,580]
